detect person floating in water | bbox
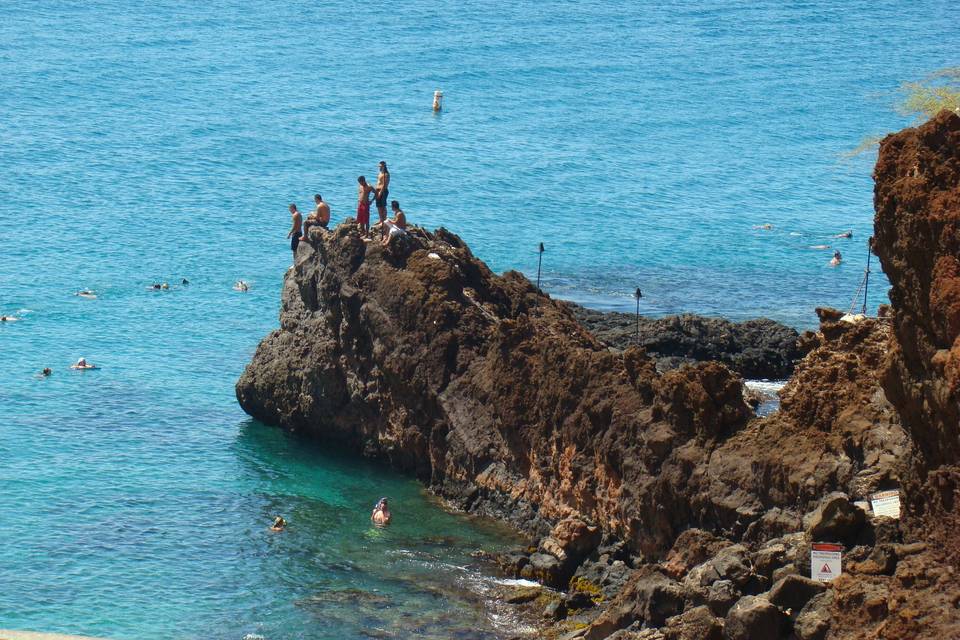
[833,230,853,239]
[71,358,98,370]
[356,176,374,237]
[149,283,169,290]
[374,161,390,225]
[830,250,842,266]
[271,516,287,532]
[181,278,189,285]
[432,89,443,112]
[0,314,18,322]
[234,280,250,292]
[371,498,392,525]
[381,200,407,247]
[41,367,52,376]
[304,194,330,237]
[287,203,303,256]
[75,289,97,299]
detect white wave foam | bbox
[745,379,787,394]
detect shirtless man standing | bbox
[287,203,303,255]
[374,161,390,225]
[357,176,375,237]
[304,194,331,237]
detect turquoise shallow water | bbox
[1,1,958,638]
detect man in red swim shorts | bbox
[356,175,374,237]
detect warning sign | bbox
[871,490,901,519]
[811,543,842,583]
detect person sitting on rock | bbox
[271,516,286,532]
[381,201,407,247]
[371,498,392,525]
[304,194,331,238]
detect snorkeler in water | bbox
[371,498,392,525]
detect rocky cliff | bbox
[237,112,960,639]
[822,109,960,640]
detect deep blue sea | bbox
[2,1,957,638]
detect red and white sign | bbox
[811,543,842,583]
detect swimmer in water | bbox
[71,358,98,370]
[181,278,189,285]
[0,315,18,322]
[371,498,392,525]
[234,280,250,292]
[271,516,286,532]
[41,368,52,376]
[830,250,842,266]
[834,230,853,239]
[809,244,831,250]
[753,223,774,230]
[76,289,97,299]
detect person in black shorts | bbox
[287,203,303,255]
[374,161,390,224]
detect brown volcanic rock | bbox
[237,225,757,555]
[873,109,960,558]
[239,209,918,637]
[821,110,960,639]
[692,313,907,536]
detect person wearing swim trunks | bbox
[287,203,303,255]
[304,194,331,238]
[374,161,390,224]
[381,200,407,247]
[357,176,374,237]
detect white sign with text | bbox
[871,490,901,519]
[811,543,842,583]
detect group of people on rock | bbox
[287,161,408,255]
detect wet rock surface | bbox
[564,302,801,379]
[238,112,960,640]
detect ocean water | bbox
[2,1,958,638]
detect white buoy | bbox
[433,89,443,112]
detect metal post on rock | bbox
[634,287,643,343]
[862,237,873,315]
[536,242,545,291]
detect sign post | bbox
[634,288,643,343]
[811,543,842,583]
[536,242,545,291]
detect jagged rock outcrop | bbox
[238,219,911,639]
[237,111,960,640]
[565,302,801,379]
[823,110,960,639]
[237,224,760,552]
